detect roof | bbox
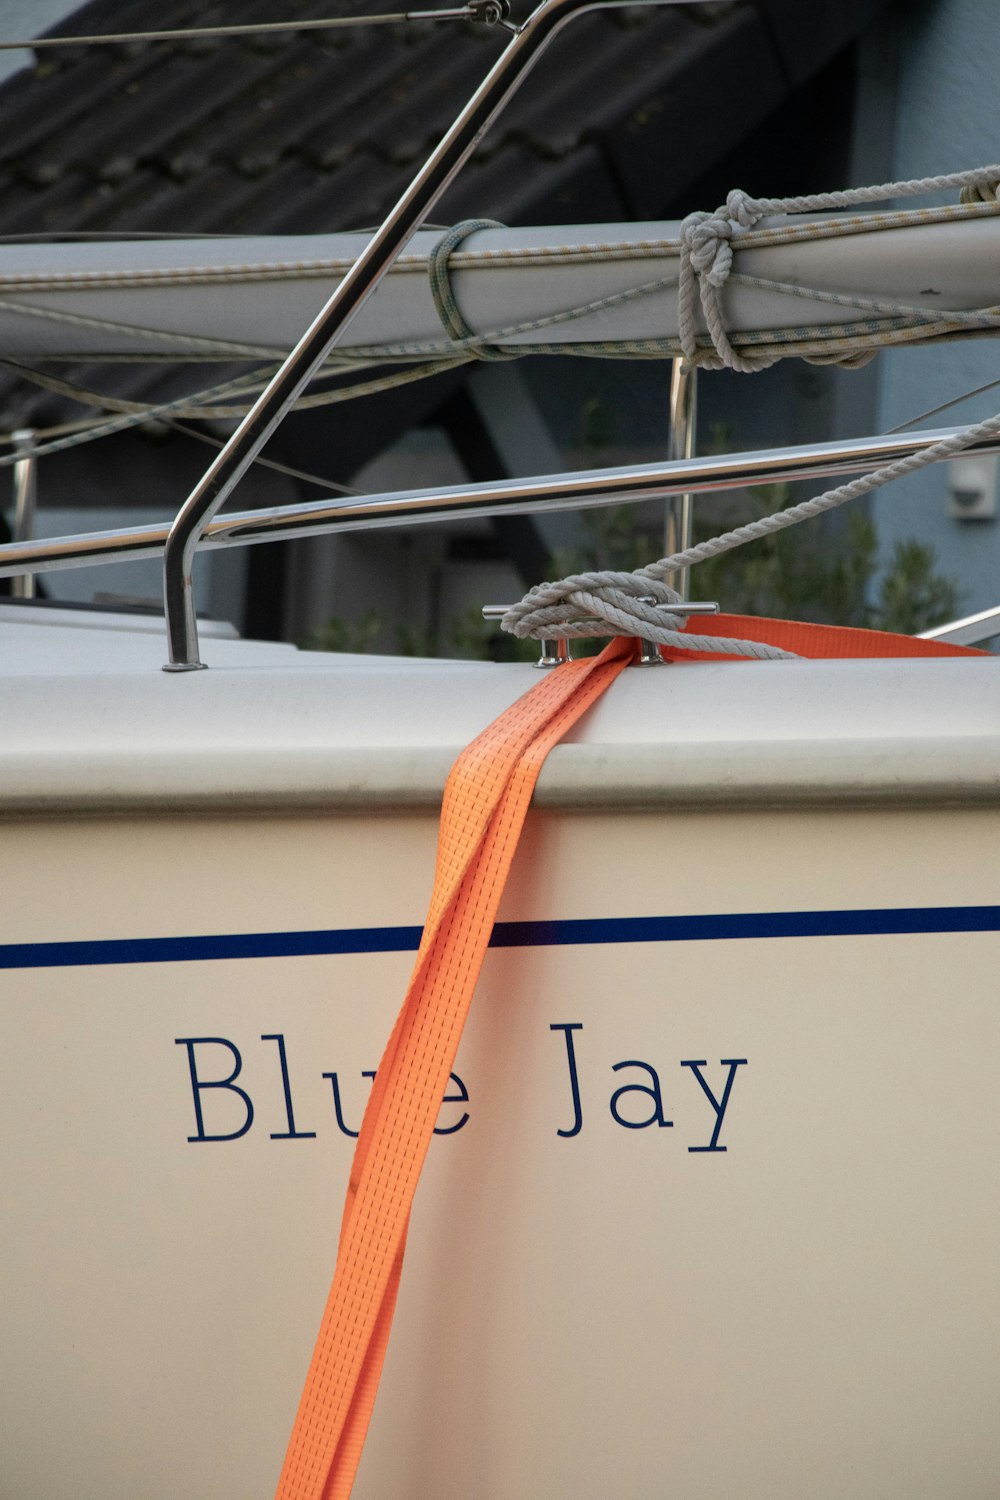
[0,1,818,232]
[0,0,890,430]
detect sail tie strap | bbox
[428,218,519,359]
[273,636,637,1500]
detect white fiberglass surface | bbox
[1,804,997,1498]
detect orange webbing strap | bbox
[274,616,978,1499]
[274,637,637,1500]
[662,613,986,660]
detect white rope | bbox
[2,193,998,386]
[502,407,1000,655]
[0,372,264,467]
[678,166,1000,372]
[502,165,1000,659]
[0,294,286,359]
[8,269,999,373]
[652,409,1000,573]
[501,572,795,658]
[0,353,472,431]
[0,199,993,291]
[6,162,1000,659]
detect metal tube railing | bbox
[919,602,1000,645]
[663,361,696,599]
[161,0,707,671]
[10,429,37,600]
[3,424,998,582]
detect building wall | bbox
[873,0,1000,617]
[0,1,81,84]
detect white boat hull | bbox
[3,798,998,1498]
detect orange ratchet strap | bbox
[274,636,637,1500]
[274,617,983,1500]
[663,612,985,660]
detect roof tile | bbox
[603,3,785,215]
[437,140,629,226]
[486,8,690,157]
[0,48,158,165]
[0,0,892,429]
[296,29,450,171]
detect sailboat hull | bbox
[3,797,997,1498]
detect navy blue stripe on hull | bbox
[2,906,999,970]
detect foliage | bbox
[300,603,538,661]
[691,485,959,632]
[300,497,960,659]
[445,604,539,663]
[394,620,435,658]
[547,471,960,636]
[300,611,384,654]
[301,396,961,656]
[872,540,961,635]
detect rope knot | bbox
[960,178,998,204]
[725,188,760,229]
[680,208,734,288]
[677,194,770,373]
[500,565,797,659]
[501,569,687,643]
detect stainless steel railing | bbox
[3,0,998,661]
[160,0,709,671]
[3,425,999,580]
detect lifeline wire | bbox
[164,420,361,495]
[885,375,1000,433]
[0,354,472,465]
[0,8,496,50]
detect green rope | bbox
[427,219,519,360]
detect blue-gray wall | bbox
[874,0,1000,615]
[0,2,82,84]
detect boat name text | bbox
[174,1027,748,1149]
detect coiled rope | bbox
[502,406,1000,658]
[677,165,999,373]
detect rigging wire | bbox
[0,399,360,494]
[884,374,1000,433]
[163,418,361,496]
[0,350,471,423]
[0,226,454,242]
[0,6,506,51]
[0,192,997,491]
[0,354,473,489]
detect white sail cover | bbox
[0,208,997,361]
